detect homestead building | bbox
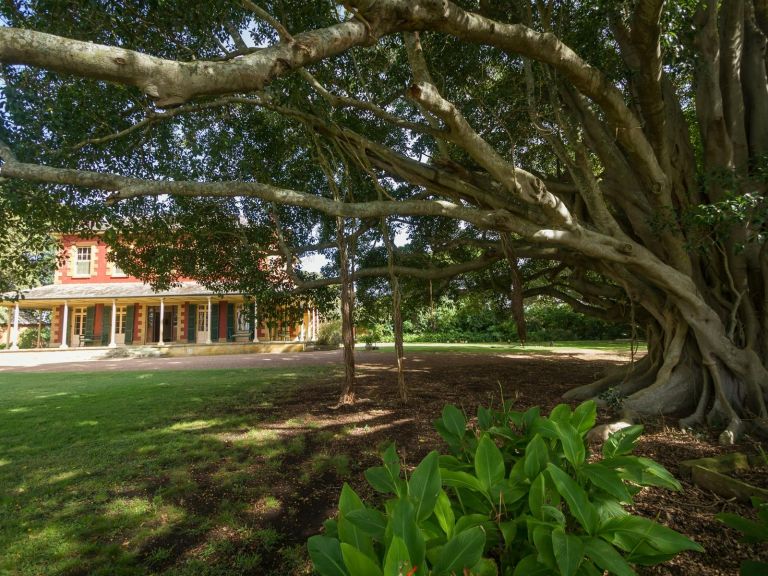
[2,234,319,351]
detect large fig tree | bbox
[1,0,767,441]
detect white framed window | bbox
[197,305,209,332]
[73,307,87,336]
[111,262,126,277]
[74,247,92,277]
[115,306,127,334]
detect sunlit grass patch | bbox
[0,366,334,576]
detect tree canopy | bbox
[2,0,768,441]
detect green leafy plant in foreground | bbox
[716,498,768,576]
[308,400,703,575]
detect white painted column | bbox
[109,299,117,348]
[10,302,20,350]
[313,308,319,340]
[158,298,165,346]
[252,301,259,343]
[300,311,306,341]
[60,301,69,349]
[206,296,212,344]
[4,306,11,348]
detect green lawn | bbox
[362,340,643,354]
[0,367,338,576]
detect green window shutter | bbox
[211,303,220,341]
[227,303,235,342]
[124,305,135,344]
[187,304,196,342]
[101,305,112,345]
[85,306,96,342]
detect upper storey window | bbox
[74,246,92,277]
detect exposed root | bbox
[622,360,698,415]
[679,366,712,429]
[562,356,654,401]
[718,416,744,445]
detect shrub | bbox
[309,400,702,575]
[316,320,342,347]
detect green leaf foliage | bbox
[311,401,700,576]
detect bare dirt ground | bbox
[3,347,766,574]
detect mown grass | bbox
[0,367,339,576]
[363,340,642,354]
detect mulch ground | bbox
[260,350,768,575]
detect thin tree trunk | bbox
[382,218,406,402]
[337,215,356,405]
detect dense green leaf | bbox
[475,434,506,491]
[532,525,557,569]
[391,499,426,571]
[441,470,485,494]
[341,542,384,576]
[513,554,555,576]
[552,421,585,468]
[529,472,546,519]
[602,425,644,459]
[339,483,365,515]
[383,536,412,576]
[346,509,387,538]
[549,404,572,424]
[570,401,597,436]
[409,450,441,522]
[581,463,632,503]
[546,463,599,534]
[583,537,636,576]
[365,466,398,495]
[308,535,349,576]
[525,434,550,479]
[433,526,486,575]
[600,515,703,563]
[434,489,455,538]
[551,528,585,576]
[715,512,768,543]
[439,405,466,441]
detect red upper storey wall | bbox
[55,235,194,285]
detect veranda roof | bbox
[2,282,242,308]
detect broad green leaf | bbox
[409,450,441,522]
[346,509,387,538]
[525,434,549,479]
[324,518,339,539]
[383,443,400,479]
[532,525,557,569]
[433,526,486,575]
[513,553,555,576]
[529,472,546,519]
[365,466,398,495]
[583,537,636,576]
[635,457,682,490]
[472,557,499,576]
[541,505,567,526]
[339,483,365,515]
[441,469,485,493]
[440,404,466,439]
[341,542,384,576]
[547,463,599,534]
[571,401,597,436]
[716,511,768,543]
[551,528,585,576]
[522,407,542,431]
[553,420,586,468]
[549,403,572,424]
[338,516,375,561]
[391,499,425,570]
[383,536,411,576]
[454,514,490,535]
[500,520,517,546]
[478,405,493,430]
[600,515,703,562]
[602,425,644,459]
[475,434,505,491]
[581,463,632,503]
[308,535,349,576]
[434,489,455,538]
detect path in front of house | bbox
[0,346,637,373]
